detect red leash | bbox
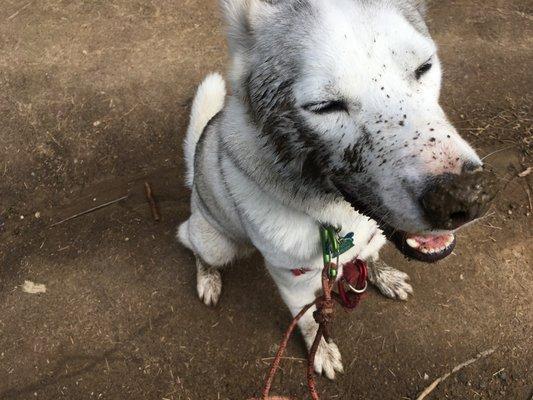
[255,259,368,400]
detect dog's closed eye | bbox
[303,100,348,114]
[415,61,433,80]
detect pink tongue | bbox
[410,234,450,248]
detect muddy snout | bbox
[420,168,498,230]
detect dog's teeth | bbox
[406,238,419,248]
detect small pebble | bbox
[34,212,41,218]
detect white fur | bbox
[313,339,344,379]
[368,260,413,300]
[196,258,223,306]
[183,73,226,188]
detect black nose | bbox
[420,167,498,230]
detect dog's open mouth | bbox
[334,183,456,263]
[389,231,456,263]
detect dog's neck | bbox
[219,97,358,226]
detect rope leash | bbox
[252,226,368,400]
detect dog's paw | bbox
[369,263,413,300]
[196,262,222,306]
[313,339,344,380]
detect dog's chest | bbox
[230,181,386,268]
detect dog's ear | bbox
[395,0,429,34]
[412,0,427,17]
[220,0,278,51]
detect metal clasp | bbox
[346,280,368,294]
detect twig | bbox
[7,2,32,20]
[415,348,496,400]
[50,195,129,227]
[260,357,306,363]
[144,182,161,222]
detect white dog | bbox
[178,0,495,379]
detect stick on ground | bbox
[7,2,32,20]
[416,348,496,400]
[50,195,129,227]
[144,182,161,222]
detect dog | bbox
[178,0,496,379]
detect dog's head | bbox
[221,0,497,262]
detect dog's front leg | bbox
[266,264,344,380]
[367,258,413,300]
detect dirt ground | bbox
[0,0,532,399]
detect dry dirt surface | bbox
[0,0,532,399]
